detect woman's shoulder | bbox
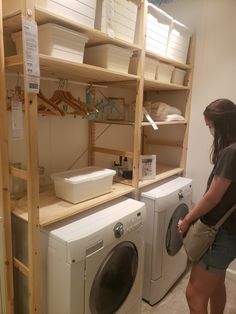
[222,142,236,154]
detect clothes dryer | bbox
[140,177,192,305]
[13,197,146,314]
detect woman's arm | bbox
[178,175,231,235]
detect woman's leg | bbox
[186,263,226,314]
[209,272,226,314]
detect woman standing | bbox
[178,99,236,314]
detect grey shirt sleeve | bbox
[213,145,236,182]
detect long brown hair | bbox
[203,99,236,164]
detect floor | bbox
[141,267,236,314]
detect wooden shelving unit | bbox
[0,0,194,313]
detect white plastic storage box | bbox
[95,0,138,43]
[171,68,186,85]
[167,20,191,63]
[51,166,116,204]
[3,0,97,29]
[156,62,174,83]
[129,54,158,80]
[84,44,132,73]
[11,23,88,63]
[146,4,173,56]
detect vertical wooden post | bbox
[132,0,147,196]
[0,1,15,313]
[180,36,196,172]
[21,0,41,313]
[88,121,96,166]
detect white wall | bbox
[160,0,236,272]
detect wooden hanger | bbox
[38,91,64,116]
[50,90,88,116]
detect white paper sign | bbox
[11,100,24,140]
[22,17,40,93]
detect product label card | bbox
[11,100,24,140]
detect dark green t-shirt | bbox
[202,142,236,234]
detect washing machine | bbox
[46,197,146,314]
[140,177,192,305]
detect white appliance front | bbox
[141,177,192,305]
[47,197,146,314]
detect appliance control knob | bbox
[178,190,184,200]
[113,222,124,238]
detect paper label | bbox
[22,17,40,93]
[11,100,24,140]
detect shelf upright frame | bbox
[131,0,147,196]
[20,0,42,313]
[0,0,15,312]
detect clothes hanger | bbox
[38,90,64,116]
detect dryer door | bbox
[89,241,138,314]
[165,203,188,256]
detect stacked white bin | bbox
[95,0,139,43]
[3,0,97,29]
[167,20,191,63]
[146,4,173,56]
[12,23,88,64]
[84,44,132,73]
[129,54,158,80]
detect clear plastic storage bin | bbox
[95,0,138,43]
[167,20,191,64]
[171,68,186,85]
[12,23,88,63]
[129,54,158,80]
[3,0,97,29]
[146,4,173,56]
[156,62,174,83]
[84,44,132,73]
[51,166,116,204]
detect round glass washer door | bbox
[165,203,189,256]
[89,241,138,314]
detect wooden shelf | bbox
[5,54,140,84]
[145,50,191,70]
[139,165,184,188]
[92,120,187,126]
[144,78,190,91]
[11,183,135,227]
[3,7,141,51]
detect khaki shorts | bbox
[198,228,236,273]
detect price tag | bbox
[22,17,40,93]
[11,100,24,140]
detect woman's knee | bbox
[186,281,208,312]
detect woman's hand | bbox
[178,218,191,236]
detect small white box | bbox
[84,44,132,73]
[51,166,116,204]
[3,0,97,29]
[12,23,88,63]
[171,68,186,85]
[129,54,158,80]
[156,62,174,83]
[167,20,191,63]
[146,4,173,56]
[95,0,138,43]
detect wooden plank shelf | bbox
[5,54,140,84]
[11,183,135,227]
[144,78,190,91]
[3,7,142,51]
[139,165,184,188]
[93,120,187,126]
[145,50,192,70]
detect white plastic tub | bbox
[171,68,186,85]
[167,20,191,63]
[146,4,173,56]
[12,23,88,63]
[95,0,138,43]
[51,166,116,203]
[129,54,158,80]
[84,44,132,73]
[3,0,97,29]
[156,62,174,83]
